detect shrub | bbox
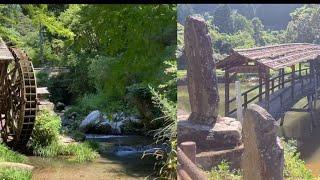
[209,160,242,180]
[35,71,49,87]
[208,140,317,179]
[126,83,162,132]
[283,139,314,179]
[47,73,74,105]
[31,110,61,148]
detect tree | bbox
[286,5,319,43]
[231,12,253,34]
[252,17,265,46]
[213,4,233,33]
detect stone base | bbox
[38,100,54,111]
[178,116,242,151]
[197,145,244,171]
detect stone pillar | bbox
[178,16,241,151]
[184,15,219,125]
[242,104,284,180]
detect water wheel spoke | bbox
[0,47,37,147]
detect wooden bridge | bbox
[217,43,320,125]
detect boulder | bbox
[242,104,284,180]
[56,102,65,111]
[79,110,106,132]
[178,116,242,151]
[0,162,34,171]
[90,121,112,134]
[111,113,142,134]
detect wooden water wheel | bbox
[0,42,37,148]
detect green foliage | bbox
[286,5,320,43]
[231,12,253,34]
[0,144,26,163]
[35,71,49,87]
[146,63,177,178]
[252,17,265,46]
[33,141,99,163]
[0,144,30,180]
[208,140,318,179]
[209,160,242,180]
[31,110,61,148]
[0,168,32,180]
[47,73,74,105]
[31,110,98,163]
[283,139,314,179]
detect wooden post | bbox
[180,141,196,164]
[225,70,230,116]
[258,66,263,101]
[291,65,295,99]
[314,71,317,109]
[299,62,302,77]
[278,69,281,90]
[235,81,243,123]
[308,95,316,129]
[265,68,270,110]
[281,68,285,88]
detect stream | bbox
[28,135,157,180]
[279,97,320,176]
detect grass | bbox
[33,141,99,163]
[177,69,225,80]
[0,144,27,163]
[208,140,318,180]
[0,168,32,180]
[209,160,241,180]
[0,144,31,180]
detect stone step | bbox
[37,87,50,100]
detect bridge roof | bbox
[0,38,13,61]
[217,43,320,70]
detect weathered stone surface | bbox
[79,110,106,132]
[178,116,242,151]
[242,104,284,180]
[197,145,244,171]
[184,16,219,125]
[0,162,34,171]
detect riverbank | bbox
[28,135,157,179]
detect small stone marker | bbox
[242,104,284,180]
[184,15,219,125]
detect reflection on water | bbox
[279,98,320,176]
[29,135,156,180]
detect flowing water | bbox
[178,83,320,176]
[28,135,157,180]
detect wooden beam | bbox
[228,65,259,74]
[225,70,230,116]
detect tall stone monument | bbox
[242,104,284,180]
[184,16,219,125]
[178,16,241,151]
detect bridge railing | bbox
[227,67,313,116]
[177,142,207,180]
